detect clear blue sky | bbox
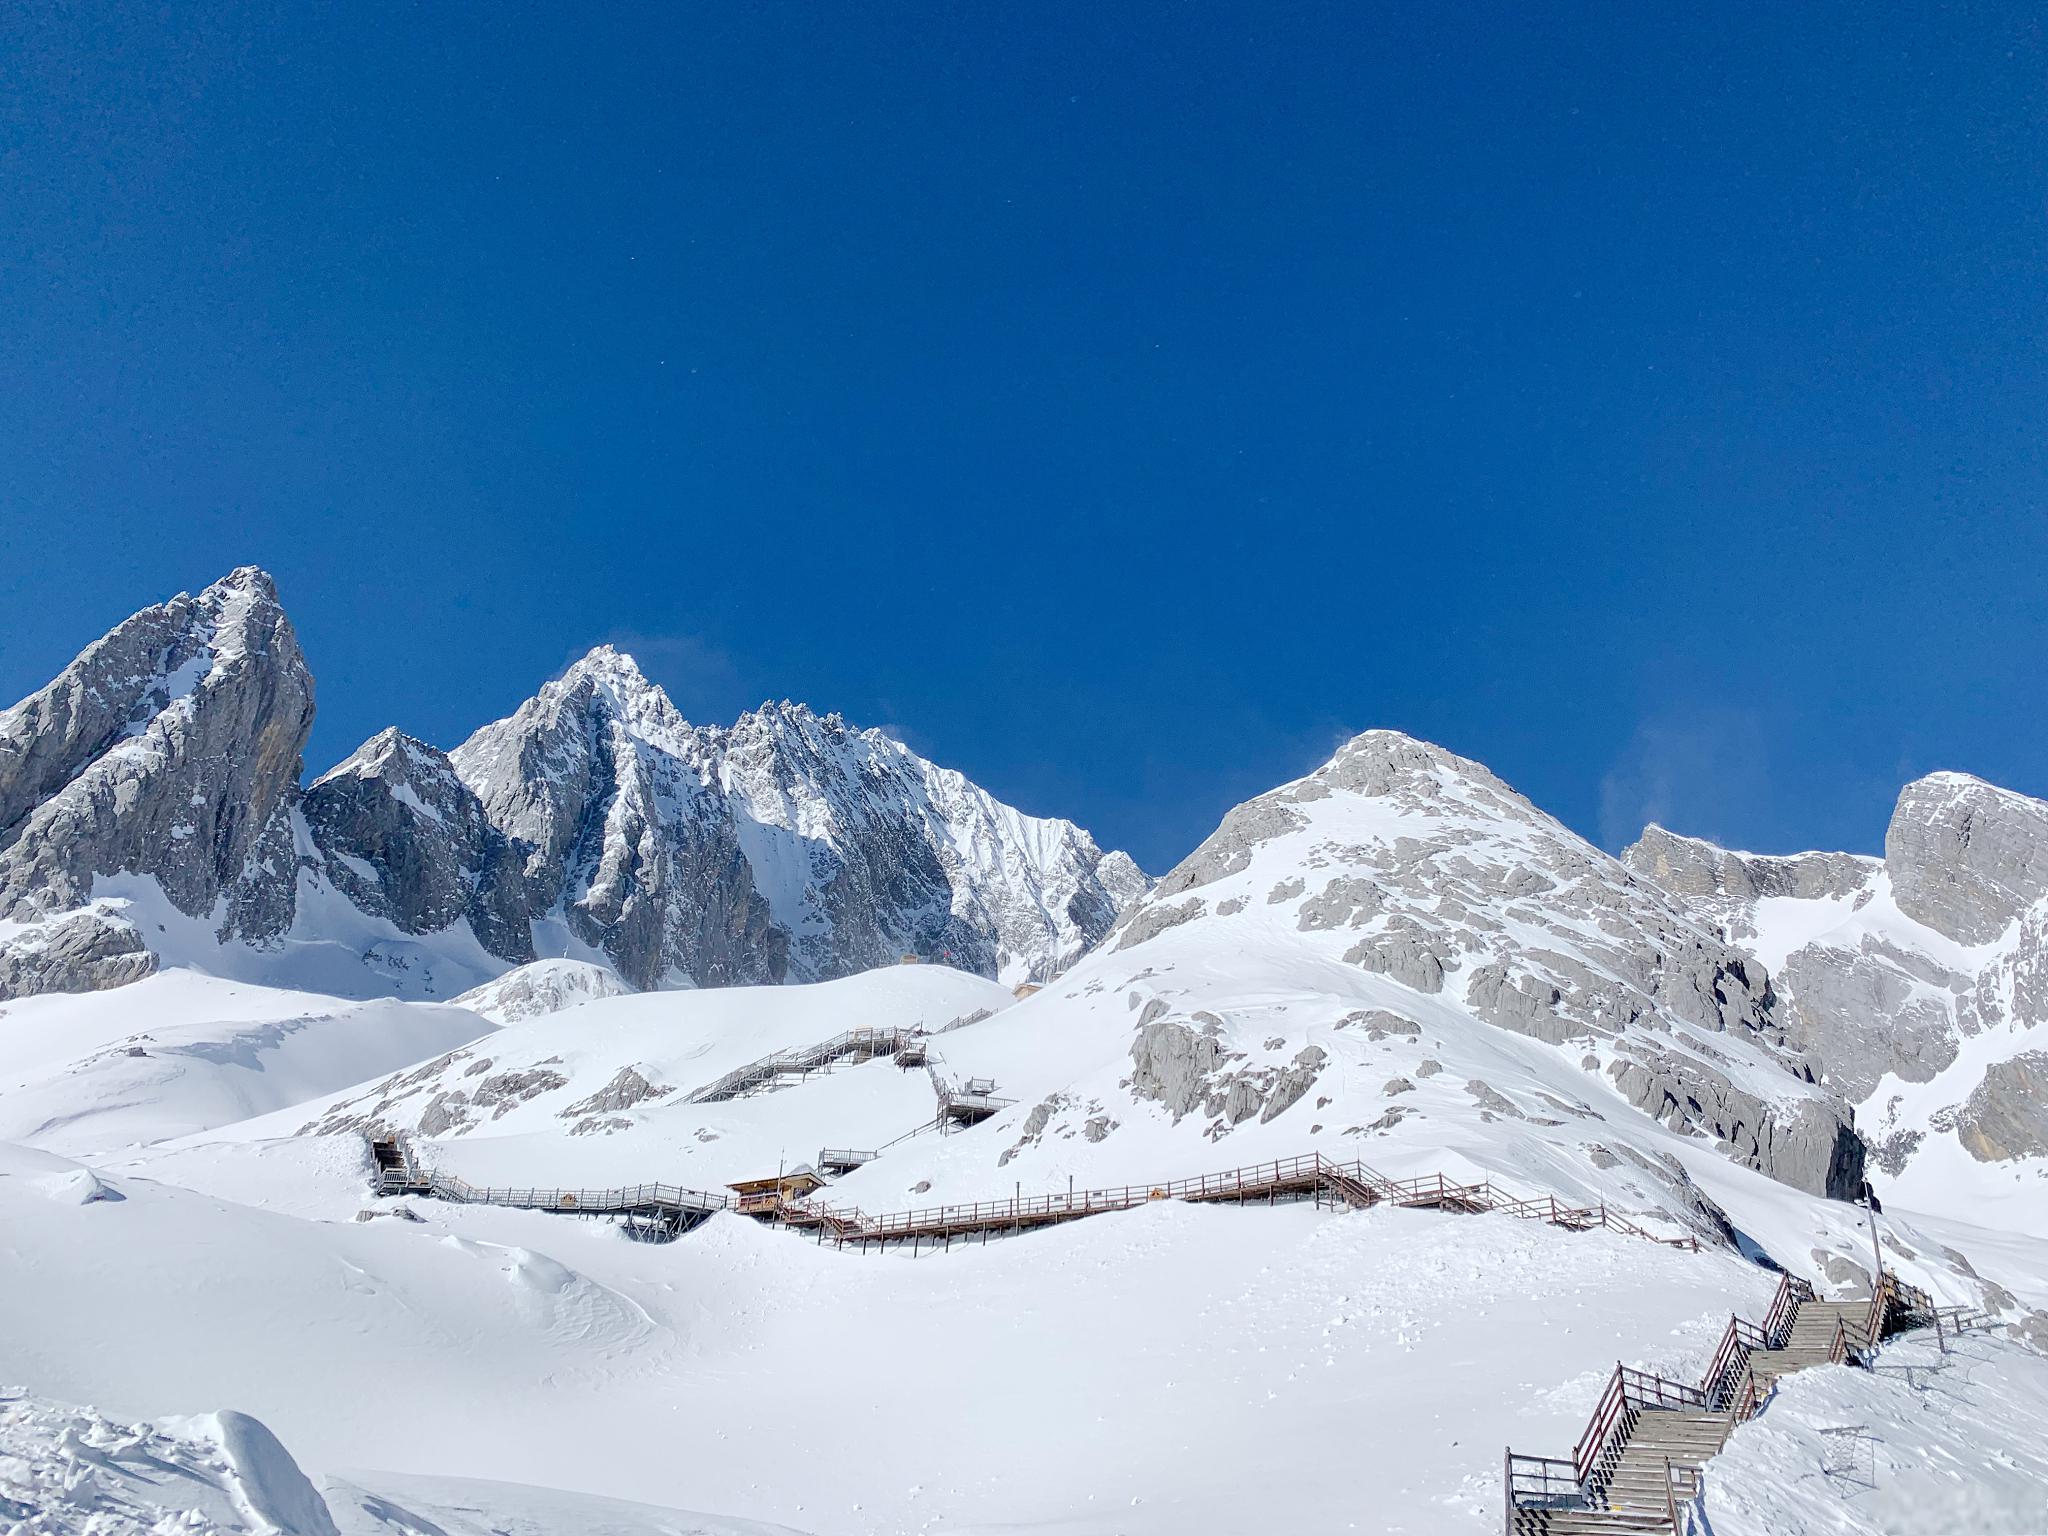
[3,4,2044,872]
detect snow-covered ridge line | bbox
[0,569,1149,1000]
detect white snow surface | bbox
[7,724,2048,1532]
[3,950,2045,1533]
[2,1136,1787,1536]
[1706,1327,2048,1535]
[284,964,1014,1191]
[0,970,492,1159]
[1,1388,338,1535]
[451,957,634,1025]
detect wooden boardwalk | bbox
[683,1027,926,1103]
[371,1140,726,1240]
[1504,1271,1990,1534]
[370,1138,1701,1256]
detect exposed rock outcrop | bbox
[0,909,158,997]
[304,729,533,964]
[1626,774,2048,1202]
[1112,730,1866,1198]
[0,578,1146,997]
[0,568,313,996]
[449,649,1149,989]
[1956,1051,2048,1162]
[1888,773,2048,945]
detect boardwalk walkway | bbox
[369,1138,1699,1256]
[1504,1271,1990,1534]
[683,1027,926,1103]
[371,1139,725,1240]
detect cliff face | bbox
[0,579,1147,1000]
[1626,772,2048,1216]
[0,568,314,995]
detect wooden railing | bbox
[685,1027,923,1103]
[381,1165,730,1217]
[786,1152,1704,1250]
[374,1140,1705,1259]
[1503,1449,1584,1522]
[1505,1269,1911,1531]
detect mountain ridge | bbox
[0,570,1148,999]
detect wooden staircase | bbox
[683,1027,927,1103]
[1504,1271,1928,1534]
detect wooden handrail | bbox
[376,1140,1703,1258]
[1509,1266,1895,1524]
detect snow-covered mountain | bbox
[6,717,2048,1536]
[1625,771,2048,1229]
[815,730,1869,1226]
[0,567,311,996]
[444,645,1149,989]
[0,570,1148,1000]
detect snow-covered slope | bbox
[0,971,492,1159]
[1626,771,2048,1235]
[289,963,1014,1191]
[1705,1326,2048,1536]
[451,957,634,1024]
[0,1137,1784,1536]
[0,572,1146,1002]
[832,731,1861,1203]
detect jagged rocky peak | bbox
[1116,727,1866,1199]
[444,649,1148,991]
[1887,771,2048,946]
[0,594,1145,1000]
[0,567,313,996]
[303,727,534,964]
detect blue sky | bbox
[3,4,2044,873]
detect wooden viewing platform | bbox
[932,1070,1015,1129]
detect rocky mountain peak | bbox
[1888,771,2048,946]
[0,578,1147,1000]
[0,566,312,932]
[1118,725,1864,1199]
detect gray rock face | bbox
[1888,773,2048,945]
[1115,730,1865,1198]
[449,649,1149,989]
[1606,1050,1865,1199]
[0,568,313,993]
[1628,781,2048,1193]
[0,575,1144,998]
[302,729,533,964]
[0,910,159,998]
[1956,1052,2048,1162]
[1125,1017,1328,1132]
[1624,824,1875,946]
